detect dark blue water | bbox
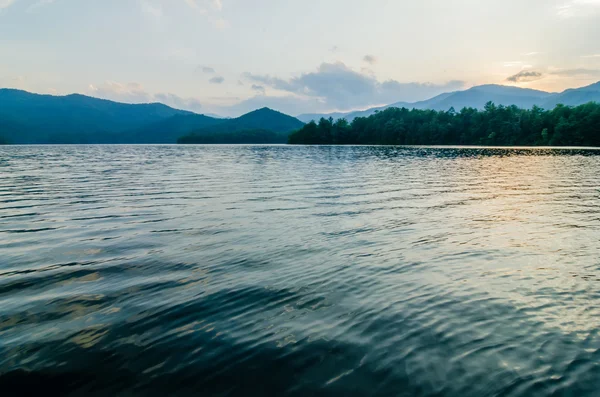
[2,145,600,396]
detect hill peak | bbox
[248,107,279,114]
[579,81,600,91]
[469,84,550,96]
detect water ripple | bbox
[1,145,600,396]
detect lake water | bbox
[1,145,600,396]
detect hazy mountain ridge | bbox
[0,89,194,144]
[2,83,600,144]
[297,82,600,122]
[119,114,224,144]
[193,108,304,134]
[0,90,303,144]
[178,108,305,144]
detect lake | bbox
[1,145,600,396]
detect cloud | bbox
[550,68,600,77]
[506,70,544,82]
[139,0,163,18]
[330,46,340,53]
[503,61,524,67]
[0,0,15,9]
[183,0,207,13]
[556,0,600,17]
[209,76,225,84]
[184,0,222,13]
[27,0,55,12]
[251,84,265,94]
[523,52,540,56]
[142,0,226,27]
[199,66,215,74]
[363,55,377,65]
[88,81,151,103]
[0,75,27,89]
[87,81,203,113]
[213,17,229,29]
[154,92,203,112]
[243,62,465,111]
[582,54,600,58]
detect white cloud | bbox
[0,75,27,89]
[582,54,600,58]
[503,61,524,67]
[139,0,227,28]
[556,0,600,17]
[243,62,465,111]
[183,0,222,12]
[139,0,163,18]
[183,0,207,13]
[0,0,15,9]
[87,81,203,113]
[213,17,229,29]
[550,68,600,77]
[27,0,55,12]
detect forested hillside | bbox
[289,102,600,147]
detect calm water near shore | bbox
[1,145,600,396]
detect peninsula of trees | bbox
[288,102,600,147]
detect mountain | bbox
[178,108,305,144]
[297,111,350,124]
[196,108,304,134]
[0,89,193,144]
[119,114,223,143]
[0,89,305,144]
[424,85,552,111]
[541,81,600,109]
[299,83,600,122]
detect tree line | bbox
[288,102,600,146]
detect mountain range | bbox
[297,81,600,123]
[0,89,303,144]
[1,82,600,144]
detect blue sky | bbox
[1,0,600,116]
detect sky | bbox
[1,0,600,117]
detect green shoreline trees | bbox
[289,102,600,147]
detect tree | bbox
[288,102,600,147]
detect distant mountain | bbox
[424,85,552,111]
[299,82,600,122]
[541,81,600,109]
[120,114,223,144]
[4,82,599,145]
[0,89,305,144]
[297,111,350,124]
[198,108,304,134]
[178,108,305,144]
[0,89,193,144]
[204,113,229,119]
